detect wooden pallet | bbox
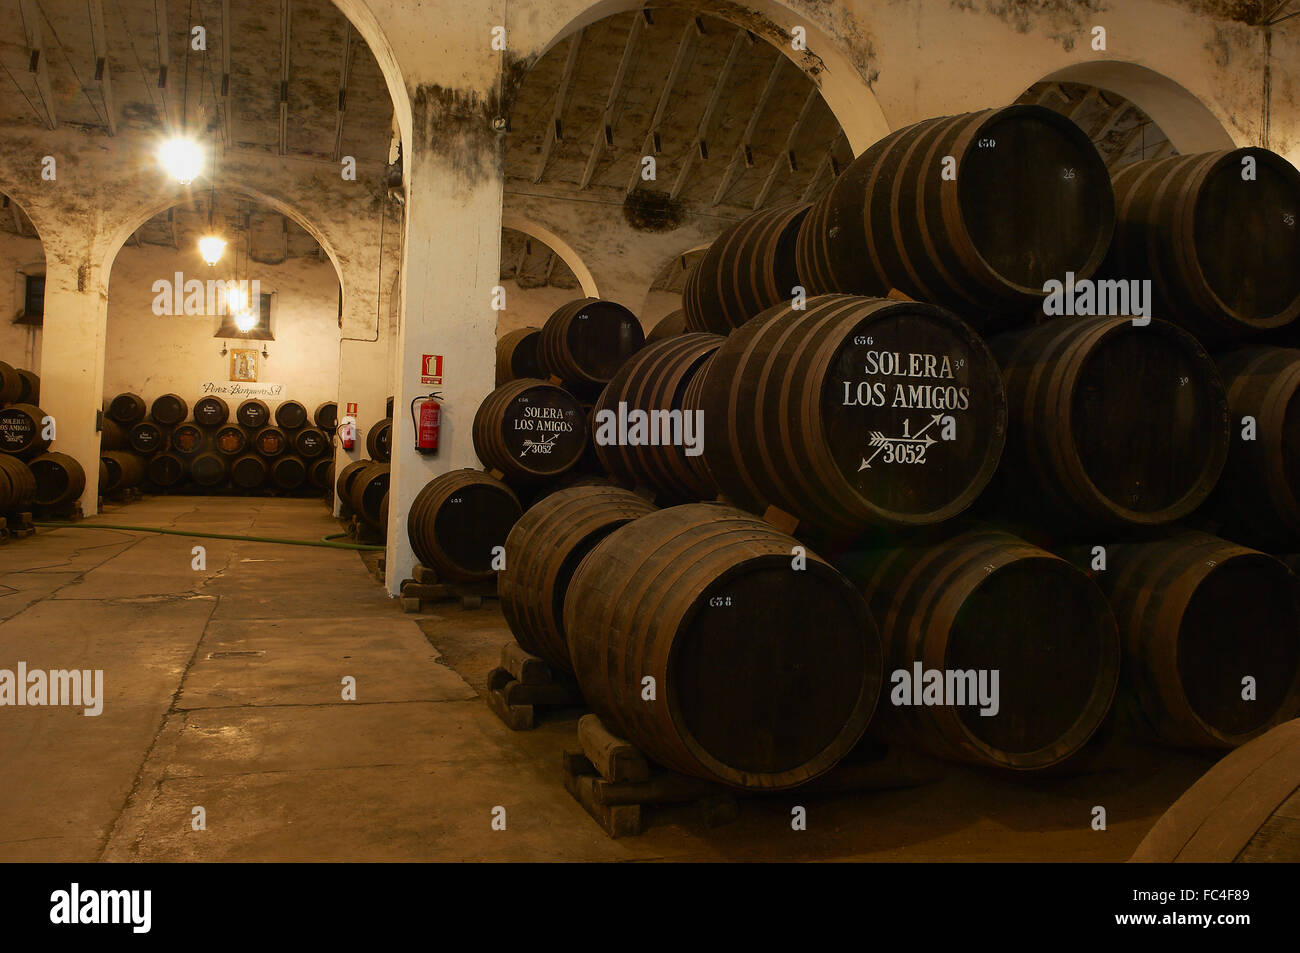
[103,487,143,503]
[485,642,583,730]
[563,714,945,838]
[35,501,84,522]
[0,511,37,540]
[400,564,497,611]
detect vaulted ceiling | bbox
[505,7,851,218]
[0,0,393,162]
[1016,81,1175,166]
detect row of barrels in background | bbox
[0,360,43,515]
[97,392,340,496]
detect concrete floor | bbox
[0,496,1218,862]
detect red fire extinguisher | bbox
[412,393,442,455]
[338,417,356,451]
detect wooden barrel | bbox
[28,452,84,506]
[1107,148,1300,345]
[309,457,333,491]
[679,351,717,497]
[107,392,146,424]
[15,369,39,404]
[190,452,228,487]
[1130,719,1300,862]
[408,469,522,581]
[274,400,308,430]
[366,418,392,462]
[150,393,188,426]
[379,492,389,528]
[336,460,368,504]
[0,361,23,403]
[293,427,329,459]
[314,401,338,431]
[100,450,145,490]
[591,333,724,501]
[500,484,657,673]
[0,455,36,508]
[271,455,307,490]
[231,454,267,489]
[1208,347,1300,548]
[214,425,248,456]
[796,105,1114,324]
[565,503,882,789]
[843,529,1120,770]
[538,298,645,394]
[236,398,271,428]
[645,309,686,343]
[193,395,229,426]
[146,452,186,488]
[100,416,126,451]
[170,423,206,456]
[0,403,50,459]
[683,204,811,334]
[988,316,1229,530]
[496,327,543,385]
[1068,531,1300,749]
[128,421,165,455]
[252,426,288,458]
[699,294,1006,533]
[98,459,109,490]
[350,462,390,527]
[472,379,588,482]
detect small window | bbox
[215,292,274,341]
[14,273,44,325]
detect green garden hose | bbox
[33,521,385,552]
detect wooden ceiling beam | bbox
[18,0,57,129]
[626,20,699,195]
[1088,101,1130,142]
[671,27,749,201]
[533,29,584,183]
[155,0,171,130]
[221,0,233,148]
[753,86,819,210]
[800,133,845,203]
[711,53,784,207]
[279,0,292,156]
[332,22,353,162]
[88,0,116,135]
[579,13,645,190]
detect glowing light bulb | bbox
[159,137,204,185]
[198,235,227,266]
[235,309,258,333]
[225,284,248,312]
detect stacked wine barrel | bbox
[98,391,336,498]
[435,108,1300,796]
[0,359,68,523]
